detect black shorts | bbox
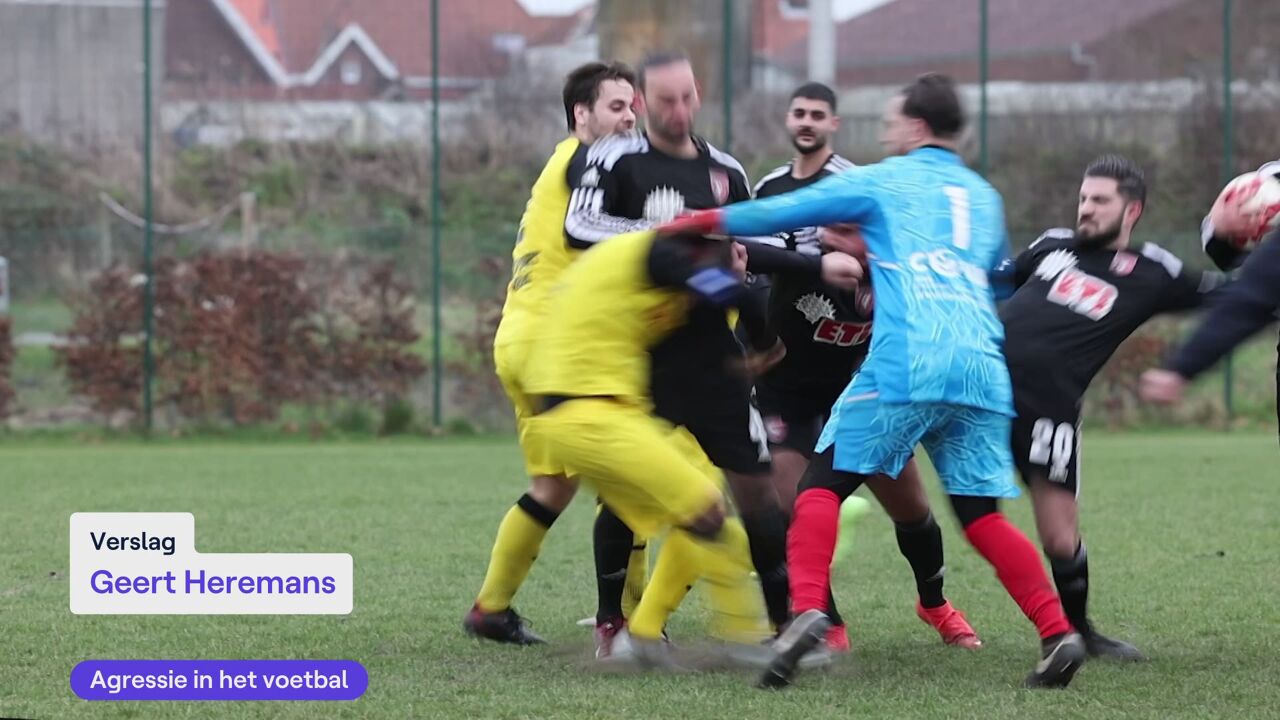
[754,382,842,458]
[652,362,770,478]
[1010,390,1083,496]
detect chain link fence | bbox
[0,0,1276,431]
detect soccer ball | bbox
[1218,171,1280,250]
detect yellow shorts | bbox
[529,398,725,539]
[493,338,564,478]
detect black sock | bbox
[593,505,632,623]
[825,586,844,627]
[895,512,947,609]
[741,506,791,629]
[1049,541,1089,633]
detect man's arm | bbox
[741,242,820,278]
[665,168,883,241]
[1164,231,1280,380]
[720,169,882,238]
[563,135,653,248]
[1201,215,1247,271]
[1140,243,1231,313]
[739,241,864,290]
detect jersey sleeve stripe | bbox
[584,131,649,171]
[704,140,752,190]
[563,188,652,246]
[1140,242,1184,278]
[825,155,855,173]
[1030,227,1074,249]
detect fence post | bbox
[721,0,733,153]
[141,0,155,433]
[239,192,257,254]
[978,0,989,177]
[1221,0,1234,427]
[98,202,114,268]
[430,0,443,429]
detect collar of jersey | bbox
[909,145,963,164]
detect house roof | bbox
[753,0,811,59]
[771,0,1187,72]
[210,0,591,87]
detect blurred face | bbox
[879,95,922,157]
[576,79,636,142]
[786,97,839,156]
[1077,176,1140,248]
[641,61,700,145]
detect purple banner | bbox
[70,660,367,701]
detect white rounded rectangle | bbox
[70,513,352,615]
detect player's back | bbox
[855,148,1012,414]
[495,137,582,346]
[523,231,689,405]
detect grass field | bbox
[1,433,1277,719]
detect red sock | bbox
[964,512,1071,639]
[788,488,841,615]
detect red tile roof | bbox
[220,0,590,83]
[771,0,1187,73]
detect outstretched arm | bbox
[1165,231,1280,380]
[661,169,882,241]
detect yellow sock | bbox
[629,532,698,640]
[621,541,650,619]
[695,519,769,644]
[475,502,552,613]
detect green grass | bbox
[1,432,1277,718]
[9,297,73,336]
[10,344,73,411]
[1182,334,1277,423]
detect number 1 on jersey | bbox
[944,186,971,251]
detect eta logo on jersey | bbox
[796,293,870,347]
[1035,248,1118,320]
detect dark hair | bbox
[790,82,838,113]
[900,73,964,139]
[637,50,691,92]
[1083,154,1147,206]
[562,61,636,131]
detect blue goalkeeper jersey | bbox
[721,146,1013,416]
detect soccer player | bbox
[463,61,637,644]
[1141,224,1280,404]
[564,51,797,654]
[999,155,1227,662]
[664,73,1086,689]
[522,228,791,669]
[1187,159,1280,436]
[752,81,979,651]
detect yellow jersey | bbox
[494,137,582,347]
[523,231,691,405]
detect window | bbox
[340,60,362,85]
[779,0,809,19]
[492,33,526,54]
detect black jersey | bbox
[562,129,756,373]
[750,154,871,403]
[562,129,765,465]
[564,130,752,246]
[1000,228,1225,401]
